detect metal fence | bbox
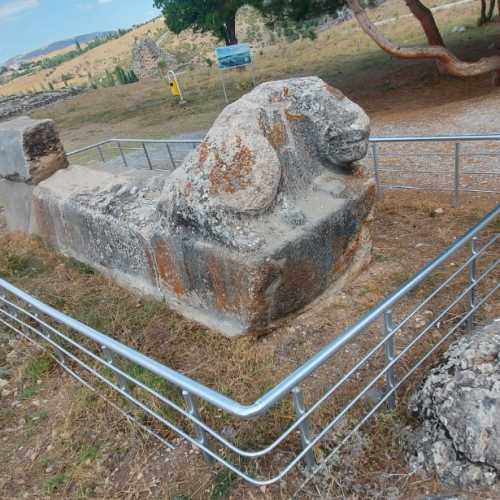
[67,138,201,171]
[1,201,498,487]
[370,134,500,206]
[68,134,500,207]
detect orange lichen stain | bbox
[269,121,287,148]
[285,110,305,121]
[154,240,186,297]
[325,84,345,99]
[208,255,231,312]
[31,197,58,246]
[208,137,255,195]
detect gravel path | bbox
[367,90,500,193]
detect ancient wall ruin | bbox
[131,37,177,80]
[0,77,375,336]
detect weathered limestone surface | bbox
[1,77,375,336]
[407,320,500,489]
[0,180,33,232]
[0,116,68,184]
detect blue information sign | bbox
[215,44,252,70]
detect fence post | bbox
[182,390,213,463]
[117,141,128,168]
[453,142,461,208]
[97,144,105,163]
[101,346,131,393]
[371,142,382,196]
[467,236,478,334]
[383,309,397,409]
[142,143,153,170]
[292,386,316,470]
[39,317,66,365]
[165,143,176,169]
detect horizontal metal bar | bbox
[378,168,453,175]
[67,140,111,156]
[68,139,202,157]
[370,134,500,142]
[379,184,500,195]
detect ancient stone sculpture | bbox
[0,77,375,336]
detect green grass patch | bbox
[66,258,96,276]
[45,473,68,494]
[24,355,53,384]
[4,254,47,278]
[210,470,236,499]
[19,386,38,400]
[77,444,100,462]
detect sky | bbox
[0,0,161,64]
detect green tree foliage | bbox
[153,0,242,45]
[252,0,344,40]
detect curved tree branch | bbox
[346,0,500,81]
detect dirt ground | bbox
[0,190,498,499]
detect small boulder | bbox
[407,320,500,489]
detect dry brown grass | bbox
[0,191,498,498]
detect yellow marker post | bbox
[167,70,184,102]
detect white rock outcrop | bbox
[407,320,500,488]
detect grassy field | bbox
[16,0,498,152]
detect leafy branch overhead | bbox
[153,0,242,45]
[154,0,500,82]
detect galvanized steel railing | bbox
[67,134,500,207]
[1,202,498,487]
[67,138,200,171]
[370,134,500,206]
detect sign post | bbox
[214,44,255,104]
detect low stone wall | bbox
[0,88,86,122]
[0,77,375,336]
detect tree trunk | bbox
[346,0,500,83]
[480,0,487,25]
[224,15,238,45]
[404,0,444,46]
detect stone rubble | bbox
[0,88,86,122]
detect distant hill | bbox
[3,32,116,66]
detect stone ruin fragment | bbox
[0,77,375,336]
[407,320,500,489]
[131,37,177,80]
